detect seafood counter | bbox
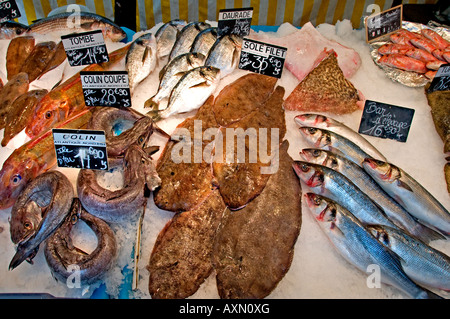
[0,15,449,299]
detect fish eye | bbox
[45,111,52,119]
[300,163,310,172]
[312,149,321,157]
[11,174,22,185]
[71,214,78,224]
[23,221,32,230]
[313,197,321,205]
[138,136,145,144]
[307,128,317,134]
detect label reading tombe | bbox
[62,30,109,66]
[80,71,131,107]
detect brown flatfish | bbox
[19,41,57,82]
[6,36,35,80]
[0,72,29,129]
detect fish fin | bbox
[144,97,158,110]
[397,179,413,192]
[190,80,210,89]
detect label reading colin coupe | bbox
[80,71,131,107]
[62,30,109,66]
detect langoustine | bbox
[44,198,117,285]
[9,171,74,270]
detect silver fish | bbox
[144,52,206,111]
[369,224,450,292]
[9,171,74,270]
[305,193,442,299]
[190,27,218,57]
[155,19,187,59]
[293,160,398,228]
[126,32,157,93]
[299,127,373,167]
[0,21,29,39]
[295,113,387,161]
[169,22,211,61]
[155,66,220,119]
[205,34,242,78]
[300,149,444,243]
[363,159,450,237]
[27,12,126,42]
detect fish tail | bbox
[143,96,159,110]
[413,222,447,243]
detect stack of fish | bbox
[126,19,242,120]
[292,113,450,299]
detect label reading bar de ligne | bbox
[0,0,21,23]
[239,38,287,79]
[80,71,131,107]
[62,29,109,66]
[217,7,253,37]
[53,128,108,170]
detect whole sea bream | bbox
[205,34,242,78]
[168,22,211,61]
[155,19,186,58]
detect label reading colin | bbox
[53,129,108,170]
[358,100,414,143]
[428,63,450,93]
[62,30,109,66]
[0,0,20,23]
[217,7,253,37]
[80,71,131,107]
[365,4,402,43]
[239,38,287,79]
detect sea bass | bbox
[205,34,242,78]
[144,52,206,111]
[25,44,130,140]
[126,32,157,93]
[9,171,74,270]
[305,193,442,299]
[363,159,450,237]
[369,225,450,292]
[295,113,386,161]
[169,22,211,62]
[155,19,187,59]
[0,21,29,39]
[154,66,220,119]
[300,149,443,242]
[293,161,398,228]
[0,108,94,210]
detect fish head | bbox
[189,52,207,66]
[304,193,338,224]
[87,21,126,42]
[201,66,221,83]
[292,161,325,188]
[367,225,391,247]
[0,157,38,209]
[300,149,338,169]
[362,158,400,183]
[294,114,329,127]
[298,127,331,148]
[9,201,43,244]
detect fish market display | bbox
[213,141,302,299]
[0,21,29,39]
[363,159,450,237]
[168,22,211,62]
[2,89,48,147]
[27,12,126,42]
[37,41,67,79]
[304,193,441,299]
[148,189,226,299]
[369,225,450,292]
[6,36,35,80]
[155,19,187,59]
[204,34,242,78]
[126,33,157,93]
[190,27,219,57]
[9,171,74,270]
[44,198,117,285]
[284,50,362,114]
[144,52,206,111]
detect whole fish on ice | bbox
[190,27,218,57]
[205,34,242,78]
[169,22,211,61]
[155,19,187,59]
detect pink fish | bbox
[421,29,449,50]
[378,54,427,74]
[390,33,413,46]
[378,43,411,55]
[410,35,438,54]
[405,48,438,63]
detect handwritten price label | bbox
[62,30,109,66]
[80,71,131,107]
[52,129,108,170]
[358,100,414,143]
[365,4,402,43]
[0,0,20,23]
[428,64,450,93]
[217,7,253,37]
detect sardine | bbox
[293,160,398,228]
[305,193,442,299]
[126,32,157,93]
[363,159,450,237]
[6,36,35,80]
[190,27,218,57]
[77,144,161,223]
[295,113,387,161]
[27,12,126,42]
[155,19,187,59]
[205,34,242,78]
[154,66,220,119]
[298,126,373,166]
[44,198,117,285]
[143,52,206,111]
[9,171,74,270]
[300,149,444,242]
[0,21,29,39]
[0,108,94,209]
[2,89,48,147]
[0,72,29,130]
[168,22,211,62]
[369,225,450,292]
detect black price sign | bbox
[53,129,108,170]
[358,100,414,143]
[428,64,450,93]
[61,30,109,66]
[0,0,20,22]
[365,4,402,43]
[238,38,287,79]
[217,7,253,37]
[80,71,131,107]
